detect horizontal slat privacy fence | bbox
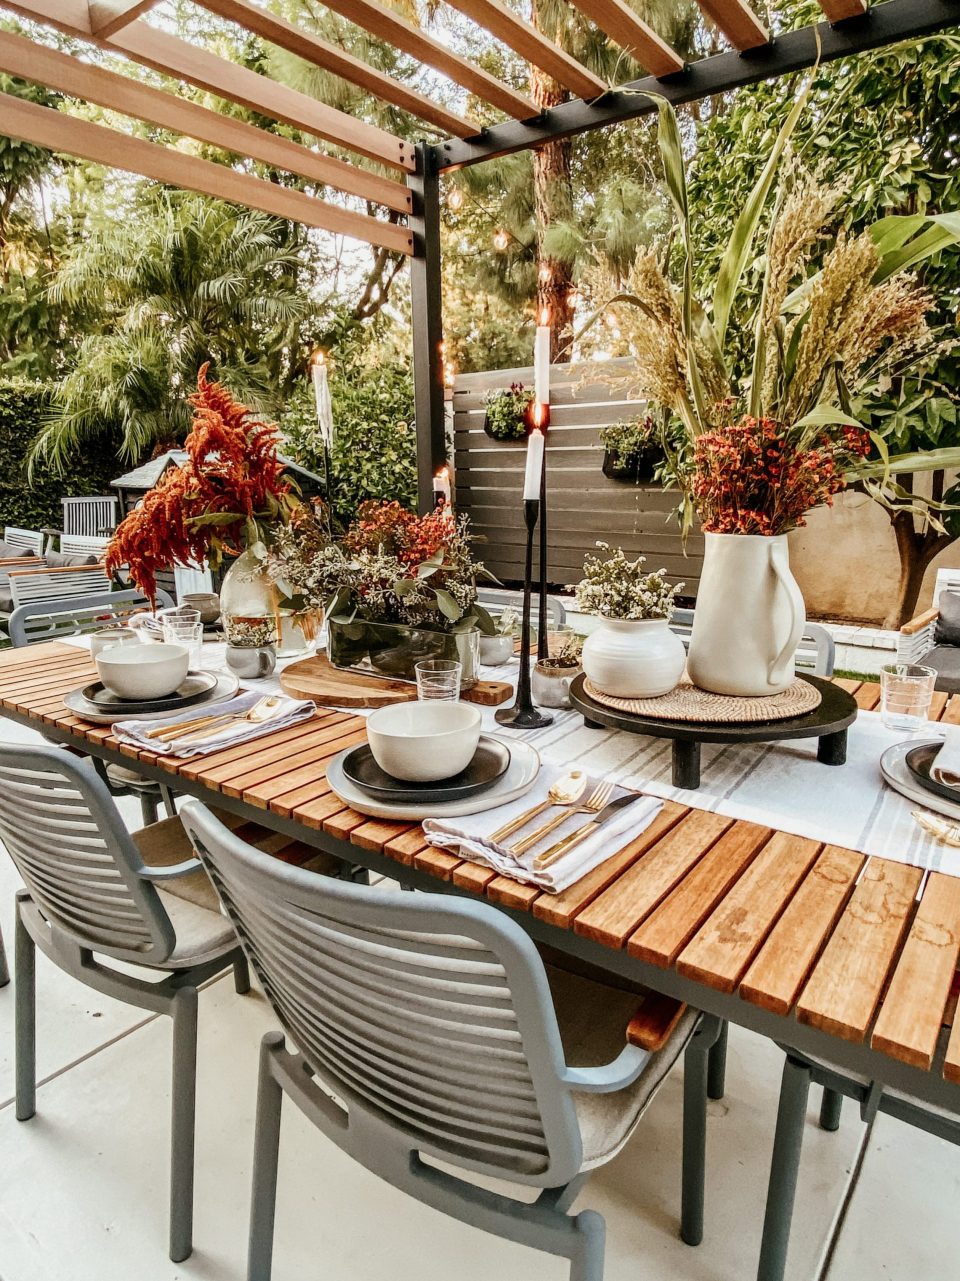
[452,359,704,595]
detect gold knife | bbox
[533,792,645,870]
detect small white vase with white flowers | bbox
[572,544,685,698]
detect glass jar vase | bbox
[219,547,279,650]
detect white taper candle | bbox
[523,428,545,501]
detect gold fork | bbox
[147,695,281,745]
[488,770,586,845]
[507,779,615,857]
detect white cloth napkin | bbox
[114,691,316,758]
[931,735,960,787]
[422,764,662,893]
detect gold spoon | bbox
[488,769,586,845]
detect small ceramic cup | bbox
[532,661,581,709]
[89,627,142,661]
[225,644,276,679]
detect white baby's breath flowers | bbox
[569,543,682,621]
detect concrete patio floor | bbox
[0,714,956,1281]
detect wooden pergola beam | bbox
[0,28,411,213]
[0,89,413,253]
[317,0,538,118]
[193,0,478,138]
[2,0,415,171]
[88,1,158,38]
[444,0,606,98]
[695,0,768,50]
[817,0,868,18]
[571,0,684,77]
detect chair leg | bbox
[568,1209,605,1281]
[681,1017,719,1246]
[15,903,36,1121]
[0,922,9,987]
[140,791,160,827]
[707,1020,729,1101]
[756,1055,812,1281]
[819,1087,843,1132]
[169,986,198,1264]
[233,951,251,995]
[248,1033,285,1281]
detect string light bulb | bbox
[538,263,552,284]
[446,187,464,212]
[493,229,510,252]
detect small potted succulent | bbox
[570,543,684,698]
[599,416,662,483]
[533,634,583,709]
[483,384,534,442]
[479,606,519,665]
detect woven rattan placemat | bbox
[582,676,822,724]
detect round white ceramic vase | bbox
[581,617,685,698]
[686,531,805,696]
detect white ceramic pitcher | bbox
[687,532,805,696]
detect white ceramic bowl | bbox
[366,701,482,782]
[96,641,189,701]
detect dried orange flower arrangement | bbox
[107,364,301,600]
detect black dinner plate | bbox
[905,742,960,806]
[79,670,218,715]
[341,735,511,804]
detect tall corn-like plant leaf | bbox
[648,95,712,433]
[715,71,815,356]
[871,212,960,282]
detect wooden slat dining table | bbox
[3,640,960,1112]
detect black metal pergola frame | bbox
[407,0,960,511]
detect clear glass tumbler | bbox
[160,607,204,670]
[880,663,936,731]
[415,658,462,701]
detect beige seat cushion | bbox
[546,965,699,1168]
[134,810,341,967]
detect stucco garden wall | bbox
[788,490,960,626]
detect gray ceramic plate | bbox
[341,735,511,804]
[327,736,540,820]
[80,670,218,714]
[64,671,240,724]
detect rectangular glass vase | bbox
[327,618,480,688]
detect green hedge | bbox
[0,381,123,532]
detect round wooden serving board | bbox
[280,653,512,708]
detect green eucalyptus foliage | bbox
[0,381,122,530]
[281,326,416,524]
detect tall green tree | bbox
[688,8,960,624]
[31,191,316,470]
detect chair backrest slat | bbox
[182,803,585,1187]
[3,526,44,555]
[8,586,174,647]
[59,534,113,558]
[0,747,176,963]
[9,564,112,609]
[61,496,119,537]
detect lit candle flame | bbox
[538,306,550,327]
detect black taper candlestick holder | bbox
[495,498,553,729]
[537,447,549,661]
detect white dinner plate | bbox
[879,738,960,821]
[63,671,240,724]
[327,735,540,820]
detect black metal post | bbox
[496,499,553,730]
[537,445,549,660]
[408,141,447,516]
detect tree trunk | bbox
[885,498,955,629]
[530,8,574,364]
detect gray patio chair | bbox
[480,586,567,627]
[0,742,252,1262]
[755,1046,959,1281]
[8,586,178,826]
[180,800,723,1281]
